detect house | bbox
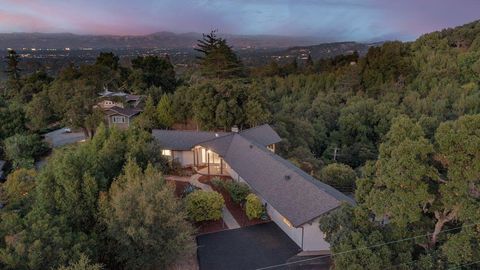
[152,124,355,252]
[96,90,144,129]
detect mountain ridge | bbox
[0,32,327,49]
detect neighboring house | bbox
[97,90,144,129]
[105,106,143,129]
[152,124,355,252]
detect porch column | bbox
[196,149,200,166]
[220,158,223,174]
[193,149,196,167]
[207,151,210,175]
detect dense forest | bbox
[0,20,479,269]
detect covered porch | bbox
[192,146,229,176]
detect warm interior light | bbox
[162,149,172,156]
[283,217,292,228]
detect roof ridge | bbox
[195,132,233,146]
[239,123,270,134]
[152,129,230,134]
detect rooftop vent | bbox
[284,175,291,181]
[215,133,219,137]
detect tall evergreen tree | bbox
[101,160,194,269]
[156,94,175,129]
[195,30,244,78]
[4,50,22,95]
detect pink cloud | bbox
[0,10,54,32]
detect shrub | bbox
[319,163,357,189]
[224,181,250,204]
[245,193,264,220]
[211,177,224,188]
[185,190,224,222]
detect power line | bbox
[447,260,480,270]
[255,222,480,270]
[387,257,480,270]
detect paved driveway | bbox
[197,222,301,270]
[43,128,86,148]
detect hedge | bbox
[245,193,264,220]
[224,181,250,204]
[184,190,224,222]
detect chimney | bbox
[231,125,239,133]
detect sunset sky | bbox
[1,0,479,42]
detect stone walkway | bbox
[166,174,240,229]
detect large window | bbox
[162,149,172,156]
[112,116,126,123]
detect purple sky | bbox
[0,0,479,41]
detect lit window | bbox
[283,217,292,228]
[267,144,275,152]
[162,150,172,156]
[112,116,126,123]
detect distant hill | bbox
[0,32,324,50]
[276,41,384,61]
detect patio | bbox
[196,164,229,176]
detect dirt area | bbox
[198,175,269,228]
[167,180,191,197]
[195,220,228,235]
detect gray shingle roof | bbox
[152,124,281,151]
[152,130,228,151]
[106,106,142,117]
[209,134,355,227]
[199,134,235,156]
[239,124,282,146]
[152,125,354,226]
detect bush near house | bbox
[210,178,250,204]
[185,190,224,222]
[224,181,250,204]
[245,193,264,220]
[210,177,224,188]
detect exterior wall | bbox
[98,100,124,109]
[225,164,248,184]
[266,203,304,248]
[226,164,330,251]
[302,219,330,251]
[107,115,130,129]
[172,150,194,167]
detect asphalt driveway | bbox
[43,128,86,148]
[197,222,301,270]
